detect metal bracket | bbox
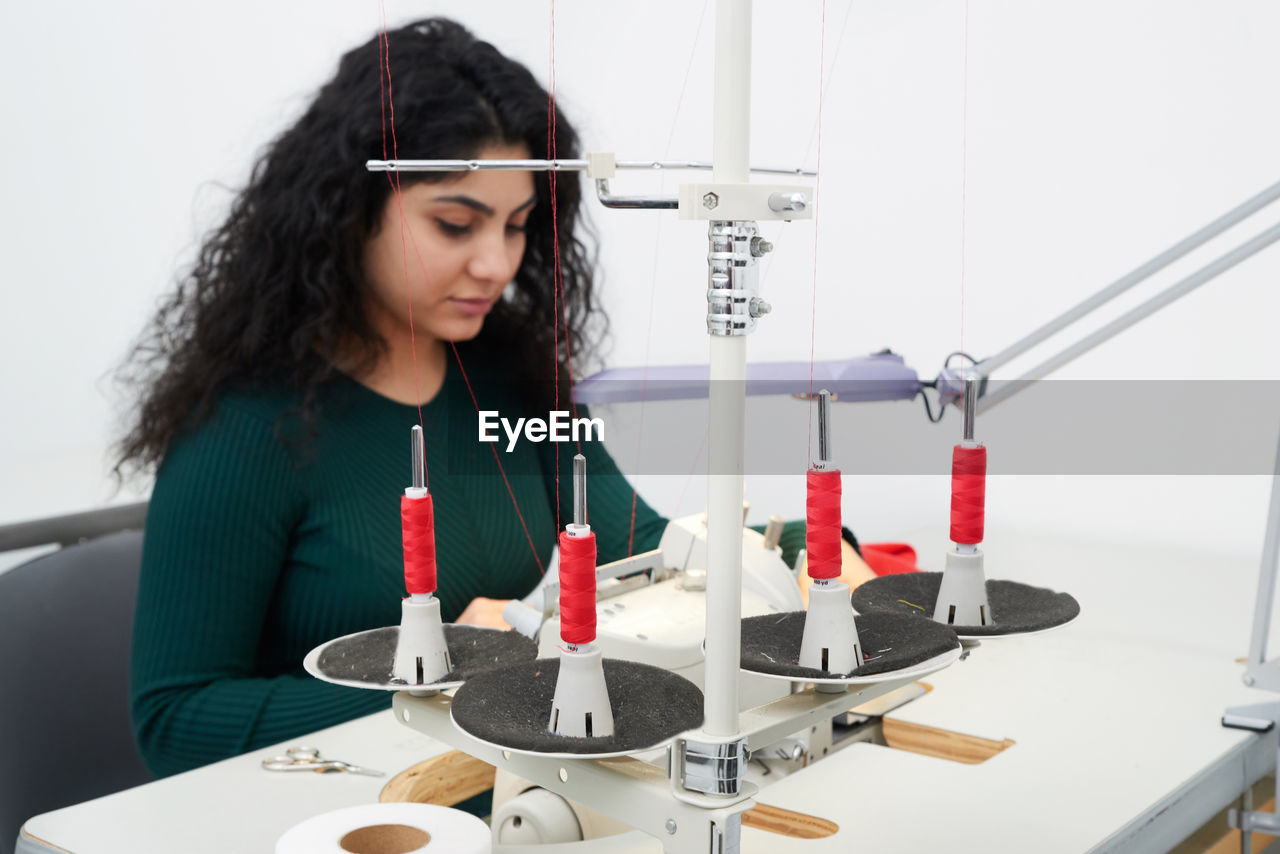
[1230,805,1280,835]
[1223,702,1279,733]
[595,178,679,210]
[710,814,743,854]
[678,737,749,796]
[679,182,814,222]
[707,221,761,337]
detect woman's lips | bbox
[449,298,495,316]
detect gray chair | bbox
[1,530,153,854]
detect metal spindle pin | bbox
[962,375,979,444]
[411,425,426,491]
[814,389,832,470]
[573,454,587,527]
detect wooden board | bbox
[881,717,1014,764]
[380,750,496,807]
[742,803,838,839]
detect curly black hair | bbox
[115,18,599,478]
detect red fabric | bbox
[861,542,920,576]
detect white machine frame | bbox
[371,1,1280,850]
[375,3,932,852]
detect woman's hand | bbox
[455,596,513,629]
[798,540,876,607]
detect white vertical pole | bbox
[712,0,751,185]
[703,0,751,740]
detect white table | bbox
[20,527,1278,853]
[18,712,450,853]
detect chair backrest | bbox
[0,530,153,854]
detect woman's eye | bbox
[435,219,471,237]
[507,223,529,235]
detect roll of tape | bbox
[275,803,491,854]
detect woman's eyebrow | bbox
[432,193,539,217]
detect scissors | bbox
[261,745,384,777]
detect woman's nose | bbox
[467,227,521,284]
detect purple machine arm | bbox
[572,351,925,405]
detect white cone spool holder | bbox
[547,472,616,739]
[392,595,452,685]
[800,579,862,690]
[549,643,615,738]
[932,547,993,627]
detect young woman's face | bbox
[362,143,536,345]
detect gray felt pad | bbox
[740,611,959,679]
[315,625,536,686]
[850,571,1080,636]
[451,658,704,755]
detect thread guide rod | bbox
[813,389,832,469]
[411,425,426,491]
[573,454,587,528]
[962,376,979,443]
[365,158,815,176]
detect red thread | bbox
[376,13,425,431]
[627,491,637,558]
[378,13,541,575]
[628,1,710,553]
[806,0,828,466]
[950,445,986,545]
[450,342,545,575]
[401,493,437,595]
[959,0,970,361]
[558,531,597,645]
[547,5,560,530]
[805,469,842,580]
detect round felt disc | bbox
[850,571,1080,637]
[304,624,537,691]
[450,657,704,757]
[740,611,961,682]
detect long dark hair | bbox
[116,18,599,477]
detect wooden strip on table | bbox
[881,717,1015,764]
[743,802,839,839]
[380,750,496,806]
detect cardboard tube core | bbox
[339,823,431,854]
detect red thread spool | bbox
[558,531,597,645]
[401,493,437,596]
[950,445,987,545]
[806,469,842,580]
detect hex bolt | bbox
[666,819,678,835]
[1244,674,1257,686]
[702,192,719,210]
[749,236,774,257]
[749,297,772,318]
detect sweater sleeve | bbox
[130,401,387,778]
[537,406,668,566]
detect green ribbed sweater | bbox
[132,346,806,778]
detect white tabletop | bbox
[21,520,1279,853]
[20,711,450,853]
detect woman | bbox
[118,18,865,779]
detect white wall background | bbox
[3,1,1279,571]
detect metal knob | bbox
[768,192,808,213]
